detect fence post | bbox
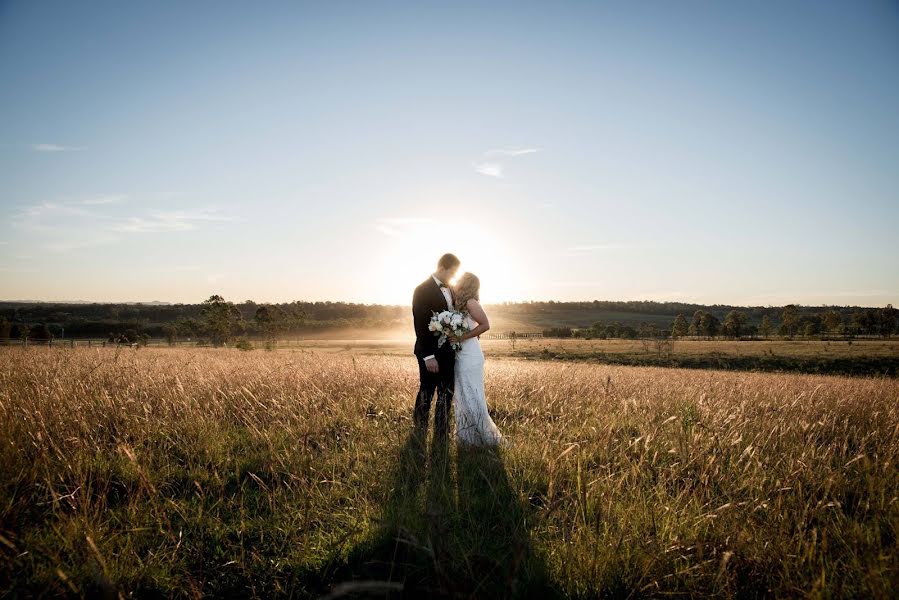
[70,338,74,348]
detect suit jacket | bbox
[412,276,455,359]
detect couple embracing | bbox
[412,253,504,447]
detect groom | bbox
[412,253,460,440]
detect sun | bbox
[374,221,532,305]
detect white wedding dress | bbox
[453,313,504,446]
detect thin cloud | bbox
[473,147,539,178]
[79,194,126,205]
[112,216,196,233]
[13,201,94,222]
[484,147,540,157]
[374,217,434,236]
[111,210,234,233]
[474,162,503,178]
[44,236,121,252]
[564,243,644,256]
[31,143,86,152]
[12,200,235,249]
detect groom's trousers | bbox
[414,352,455,439]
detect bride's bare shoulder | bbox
[466,298,488,319]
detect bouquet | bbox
[428,310,471,352]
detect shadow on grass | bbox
[325,423,558,599]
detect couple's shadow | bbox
[329,424,557,599]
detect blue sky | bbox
[1,1,897,306]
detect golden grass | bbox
[1,346,897,598]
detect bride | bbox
[448,273,505,447]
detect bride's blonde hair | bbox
[453,272,480,311]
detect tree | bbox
[759,315,773,338]
[689,310,705,337]
[200,294,244,346]
[15,324,31,341]
[822,310,843,335]
[853,310,877,336]
[254,304,287,342]
[280,302,307,336]
[638,322,660,339]
[176,317,203,341]
[723,310,747,339]
[0,317,10,343]
[780,305,801,338]
[162,323,180,346]
[543,327,573,338]
[880,304,897,338]
[30,323,52,342]
[671,314,688,338]
[700,312,720,339]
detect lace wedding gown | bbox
[454,313,504,446]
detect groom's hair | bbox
[437,253,460,269]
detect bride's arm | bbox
[461,299,490,340]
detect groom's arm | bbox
[412,286,439,366]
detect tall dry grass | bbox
[0,346,896,598]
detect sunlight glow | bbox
[374,220,533,305]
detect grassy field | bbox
[275,337,899,377]
[1,346,897,598]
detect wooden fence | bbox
[481,332,544,340]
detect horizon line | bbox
[0,297,894,310]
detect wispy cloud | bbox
[473,147,539,178]
[79,194,126,205]
[474,163,503,178]
[111,217,195,233]
[44,236,121,252]
[110,209,235,233]
[563,243,645,256]
[484,147,540,157]
[373,217,434,236]
[13,201,95,224]
[11,200,235,250]
[31,143,86,152]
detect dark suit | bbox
[412,276,456,438]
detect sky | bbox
[1,1,897,307]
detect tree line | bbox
[538,304,898,340]
[0,298,405,344]
[1,297,896,344]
